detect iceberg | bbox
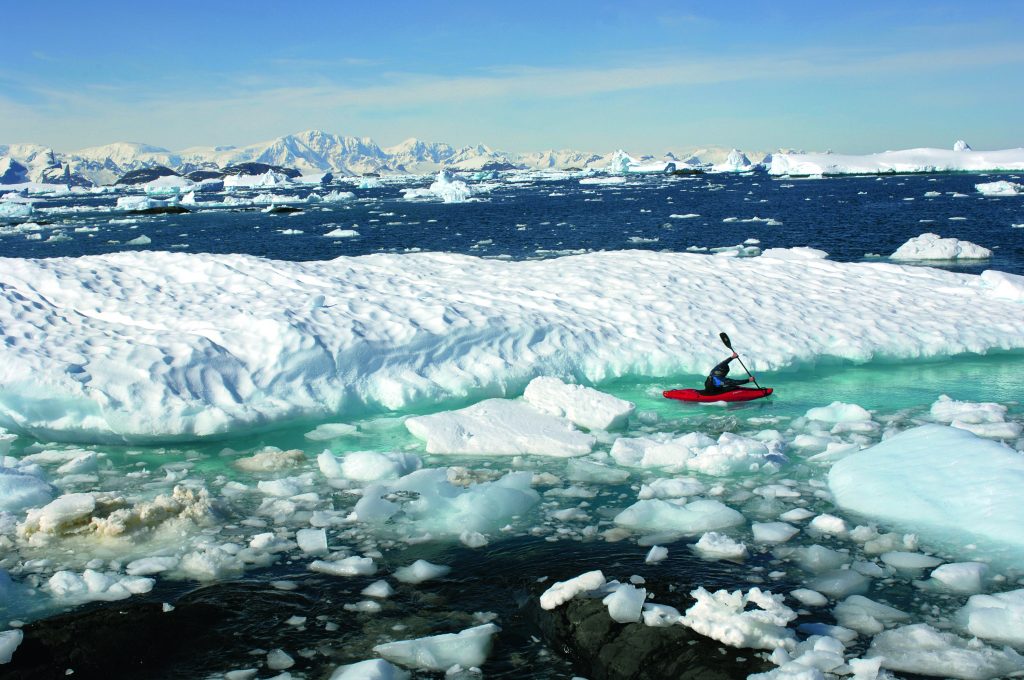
[607,150,676,174]
[142,175,195,195]
[770,146,1024,176]
[3,250,1024,442]
[975,180,1023,196]
[710,149,755,173]
[890,233,991,261]
[402,170,472,203]
[829,425,1024,561]
[223,171,292,188]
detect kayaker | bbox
[704,352,756,393]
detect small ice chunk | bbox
[955,588,1024,648]
[805,402,871,423]
[921,562,988,593]
[880,551,942,571]
[539,570,606,610]
[522,376,635,431]
[305,422,359,440]
[642,603,682,627]
[125,556,179,576]
[309,556,377,577]
[405,399,595,457]
[807,514,848,537]
[296,528,329,556]
[679,587,797,651]
[329,659,410,680]
[267,649,294,670]
[234,447,304,472]
[833,595,910,635]
[693,532,748,560]
[602,583,646,623]
[779,508,815,522]
[373,623,500,671]
[791,545,850,574]
[394,560,451,584]
[868,623,1024,680]
[645,545,668,563]
[0,629,23,664]
[805,570,870,599]
[362,580,395,599]
[566,458,629,483]
[752,522,799,544]
[340,451,421,482]
[615,499,744,535]
[789,589,828,607]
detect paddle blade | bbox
[719,332,732,349]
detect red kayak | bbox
[663,387,773,403]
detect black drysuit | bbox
[703,356,753,393]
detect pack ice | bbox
[2,250,1024,442]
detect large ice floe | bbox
[769,146,1024,176]
[2,249,1024,441]
[829,425,1024,559]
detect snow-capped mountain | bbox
[1,129,774,186]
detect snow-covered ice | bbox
[679,587,796,651]
[329,659,410,680]
[522,376,635,431]
[890,233,991,261]
[539,570,606,610]
[614,498,744,535]
[3,250,1024,441]
[955,588,1024,648]
[770,146,1024,176]
[867,623,1024,680]
[975,180,1023,196]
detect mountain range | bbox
[0,130,767,186]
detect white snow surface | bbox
[769,147,1024,176]
[891,233,991,261]
[522,376,635,431]
[3,250,1024,442]
[829,425,1024,560]
[679,587,797,651]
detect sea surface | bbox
[1,171,1023,679]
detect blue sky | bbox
[3,0,1023,153]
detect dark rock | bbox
[671,168,705,176]
[221,163,301,178]
[264,205,303,213]
[534,597,771,680]
[116,166,179,185]
[477,161,520,172]
[183,170,224,182]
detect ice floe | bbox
[373,623,499,671]
[975,180,1023,196]
[3,250,1024,441]
[770,146,1024,176]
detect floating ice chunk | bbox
[0,629,23,664]
[891,233,991,261]
[789,589,828,607]
[610,432,714,468]
[320,190,356,203]
[539,570,606,610]
[638,477,706,499]
[975,181,1023,196]
[126,556,180,576]
[867,623,1024,680]
[955,588,1024,648]
[178,545,245,581]
[402,171,472,203]
[833,595,910,635]
[760,247,829,261]
[21,492,95,534]
[805,402,871,423]
[329,659,410,680]
[48,569,154,604]
[830,425,1024,560]
[807,514,849,537]
[309,556,377,577]
[234,447,304,472]
[362,580,395,599]
[642,603,682,627]
[881,551,942,571]
[405,399,594,457]
[296,528,329,555]
[950,419,1023,440]
[143,175,194,195]
[394,560,450,584]
[267,649,294,670]
[645,545,668,563]
[373,623,500,671]
[919,562,988,594]
[0,203,33,218]
[693,531,748,560]
[224,171,291,188]
[615,499,744,535]
[752,522,799,544]
[305,423,359,440]
[930,395,1008,425]
[522,377,635,431]
[355,469,538,536]
[115,195,180,212]
[790,545,849,574]
[579,176,627,185]
[341,451,420,482]
[779,508,815,522]
[611,431,781,475]
[805,570,869,599]
[602,582,646,623]
[0,467,55,513]
[679,587,797,651]
[566,458,629,483]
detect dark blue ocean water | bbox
[4,171,1023,275]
